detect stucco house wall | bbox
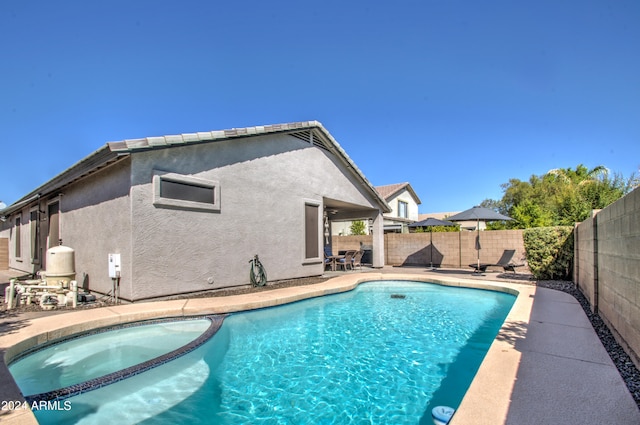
[127,133,382,300]
[385,188,420,222]
[1,121,389,302]
[333,182,421,235]
[59,159,133,298]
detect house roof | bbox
[419,212,461,221]
[2,121,390,215]
[375,182,421,205]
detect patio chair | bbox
[338,250,357,271]
[468,249,525,273]
[323,246,333,270]
[351,250,363,270]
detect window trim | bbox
[302,200,322,265]
[398,200,409,219]
[14,215,22,260]
[47,200,60,248]
[153,171,221,212]
[30,207,41,264]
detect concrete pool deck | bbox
[1,268,639,424]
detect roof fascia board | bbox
[107,121,323,153]
[381,183,421,205]
[311,124,391,213]
[402,184,422,205]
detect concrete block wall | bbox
[0,238,7,270]
[385,233,439,266]
[330,235,371,255]
[574,216,597,307]
[384,230,526,269]
[597,188,640,365]
[333,230,527,271]
[575,186,640,367]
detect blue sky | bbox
[1,0,639,213]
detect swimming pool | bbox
[9,318,213,397]
[10,280,515,424]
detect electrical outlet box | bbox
[108,253,121,278]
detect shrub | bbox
[350,220,367,236]
[523,226,574,280]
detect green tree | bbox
[511,199,553,228]
[483,164,636,229]
[349,220,367,235]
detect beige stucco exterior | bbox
[382,185,420,232]
[0,122,389,301]
[331,182,422,235]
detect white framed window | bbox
[398,200,408,218]
[153,171,220,212]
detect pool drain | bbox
[390,294,406,299]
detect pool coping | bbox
[1,272,639,424]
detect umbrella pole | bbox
[476,218,481,274]
[430,229,434,269]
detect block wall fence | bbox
[574,186,640,367]
[332,229,527,272]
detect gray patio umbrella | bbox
[408,217,456,269]
[446,207,512,272]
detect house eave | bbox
[1,146,124,216]
[2,121,390,216]
[106,120,391,213]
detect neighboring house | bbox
[418,212,486,231]
[0,121,390,301]
[331,182,421,234]
[376,183,421,233]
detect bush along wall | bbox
[523,226,574,280]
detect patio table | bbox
[327,255,345,271]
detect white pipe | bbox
[19,284,63,290]
[7,279,16,310]
[71,280,77,308]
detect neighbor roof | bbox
[2,121,390,214]
[375,182,421,204]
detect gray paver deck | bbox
[1,267,639,424]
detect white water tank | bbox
[45,245,76,288]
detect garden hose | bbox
[249,254,267,287]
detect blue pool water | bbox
[11,281,515,424]
[9,319,212,396]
